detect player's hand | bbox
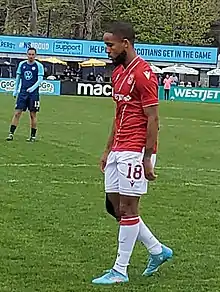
[13,90,18,98]
[100,150,109,173]
[26,88,31,93]
[143,157,157,181]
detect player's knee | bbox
[119,201,132,217]
[30,112,36,120]
[14,111,22,119]
[119,197,138,217]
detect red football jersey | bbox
[111,56,159,153]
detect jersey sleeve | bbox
[16,62,23,75]
[136,68,159,108]
[37,62,44,76]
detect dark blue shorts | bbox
[15,91,40,112]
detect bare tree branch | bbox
[98,0,113,11]
[11,5,30,16]
[72,21,86,25]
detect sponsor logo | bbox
[130,180,135,187]
[0,78,58,95]
[171,88,220,102]
[53,40,83,55]
[0,40,16,50]
[114,94,132,101]
[39,81,54,93]
[127,73,134,85]
[20,41,50,51]
[77,83,113,97]
[0,79,15,91]
[143,70,151,80]
[24,71,33,80]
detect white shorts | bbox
[104,150,157,196]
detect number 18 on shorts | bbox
[104,151,156,196]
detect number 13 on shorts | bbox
[34,100,40,109]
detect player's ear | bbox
[123,39,129,49]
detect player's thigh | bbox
[15,93,28,111]
[104,151,119,194]
[13,109,23,118]
[117,151,150,197]
[28,93,40,112]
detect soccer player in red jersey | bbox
[92,21,173,285]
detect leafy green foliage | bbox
[113,0,219,45]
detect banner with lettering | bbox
[0,35,218,64]
[0,78,61,95]
[168,87,220,103]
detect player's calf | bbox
[27,112,37,142]
[12,110,22,125]
[6,110,22,141]
[26,128,37,142]
[111,196,140,275]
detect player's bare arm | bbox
[105,118,116,153]
[143,105,159,181]
[100,118,115,172]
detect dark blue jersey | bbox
[16,60,44,92]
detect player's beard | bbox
[111,50,127,67]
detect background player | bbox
[92,21,173,285]
[6,47,44,142]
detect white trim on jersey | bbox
[142,102,159,108]
[118,60,141,91]
[123,56,139,73]
[130,81,136,93]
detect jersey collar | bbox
[125,56,139,71]
[27,61,36,65]
[122,55,140,73]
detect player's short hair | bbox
[27,47,37,54]
[106,21,135,46]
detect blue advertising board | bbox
[0,35,218,64]
[0,78,61,95]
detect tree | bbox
[30,0,38,35]
[37,0,78,38]
[172,0,219,45]
[4,0,32,35]
[113,0,219,45]
[75,0,113,40]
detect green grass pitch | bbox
[0,93,220,291]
